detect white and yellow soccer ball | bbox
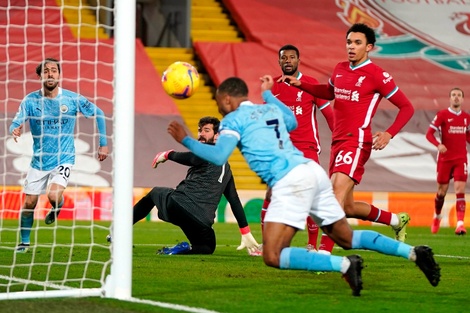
[161,61,200,99]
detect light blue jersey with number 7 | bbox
[182,90,309,187]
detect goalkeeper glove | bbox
[151,149,174,168]
[237,226,261,255]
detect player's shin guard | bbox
[306,216,319,249]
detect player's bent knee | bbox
[343,206,356,217]
[23,201,38,211]
[336,241,353,250]
[262,252,280,268]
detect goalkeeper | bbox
[10,58,109,253]
[129,116,259,255]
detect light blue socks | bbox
[20,212,34,244]
[280,247,343,272]
[352,230,411,259]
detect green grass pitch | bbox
[0,220,468,313]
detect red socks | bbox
[366,204,393,225]
[306,216,319,248]
[456,193,466,221]
[318,234,335,253]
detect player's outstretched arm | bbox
[299,81,335,100]
[151,149,174,168]
[278,75,335,100]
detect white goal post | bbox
[0,0,134,300]
[105,0,135,300]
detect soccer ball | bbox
[161,61,200,99]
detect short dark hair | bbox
[279,44,300,58]
[36,58,61,76]
[217,77,249,98]
[198,116,220,133]
[450,87,464,98]
[347,23,376,46]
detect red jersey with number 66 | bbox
[329,60,399,143]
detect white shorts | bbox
[265,161,345,230]
[23,164,73,195]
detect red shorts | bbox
[329,140,372,184]
[436,158,468,184]
[293,143,320,164]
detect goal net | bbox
[0,0,134,300]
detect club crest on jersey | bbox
[296,91,303,102]
[382,72,392,84]
[355,76,366,87]
[60,104,69,113]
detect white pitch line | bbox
[435,254,470,260]
[128,297,222,313]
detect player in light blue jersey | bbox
[9,58,109,253]
[168,75,440,296]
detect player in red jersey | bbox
[426,87,469,235]
[280,23,414,252]
[259,44,335,252]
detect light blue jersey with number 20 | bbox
[9,87,107,171]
